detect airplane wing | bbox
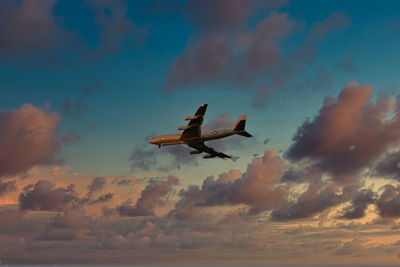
[178,104,207,140]
[188,142,232,159]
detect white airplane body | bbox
[148,104,252,159]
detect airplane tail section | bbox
[232,115,252,137]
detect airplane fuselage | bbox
[148,104,251,158]
[148,129,237,147]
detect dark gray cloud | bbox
[280,167,308,183]
[0,180,17,196]
[272,182,359,221]
[19,180,79,211]
[376,184,400,218]
[113,177,133,186]
[87,176,107,196]
[130,146,163,172]
[118,176,180,217]
[89,193,114,205]
[340,189,376,219]
[374,150,400,179]
[61,129,81,146]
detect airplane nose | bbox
[148,138,156,144]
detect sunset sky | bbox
[1,0,400,264]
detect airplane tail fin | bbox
[232,115,252,137]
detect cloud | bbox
[307,12,350,42]
[164,37,233,92]
[102,234,127,249]
[39,208,92,240]
[0,104,60,178]
[112,177,133,186]
[203,113,233,130]
[303,68,331,92]
[87,176,107,196]
[286,82,400,182]
[340,189,377,219]
[271,180,358,220]
[0,180,17,197]
[82,79,102,95]
[61,129,80,146]
[335,238,366,256]
[337,54,358,73]
[185,0,287,35]
[19,180,79,211]
[170,150,287,219]
[89,193,114,205]
[235,12,293,82]
[376,184,400,218]
[217,169,242,184]
[253,12,350,108]
[374,150,400,179]
[62,79,102,117]
[0,0,74,58]
[130,146,162,172]
[84,0,147,60]
[117,176,180,217]
[164,0,291,93]
[164,4,350,109]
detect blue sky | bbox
[2,0,399,178]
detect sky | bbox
[1,0,400,264]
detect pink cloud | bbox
[0,104,60,178]
[286,82,400,181]
[0,0,72,57]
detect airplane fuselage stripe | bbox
[150,129,237,146]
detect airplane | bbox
[148,104,252,159]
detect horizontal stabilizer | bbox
[237,131,252,137]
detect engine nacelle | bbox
[190,150,202,154]
[203,154,216,159]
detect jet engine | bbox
[190,150,202,154]
[203,154,216,159]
